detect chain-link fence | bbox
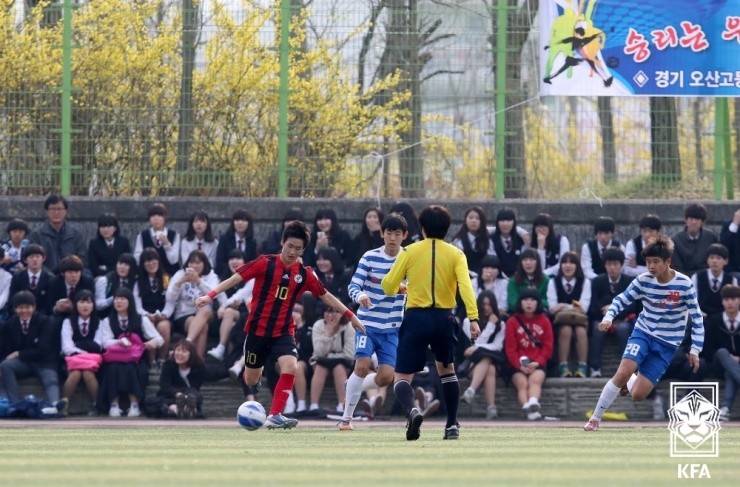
[0,0,737,199]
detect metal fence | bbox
[0,0,737,199]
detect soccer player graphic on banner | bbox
[338,213,409,430]
[584,234,704,431]
[195,221,364,429]
[382,205,480,441]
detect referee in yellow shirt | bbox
[382,205,480,441]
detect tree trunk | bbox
[597,97,616,183]
[175,0,198,176]
[649,97,681,187]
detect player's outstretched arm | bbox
[319,291,366,333]
[195,273,243,308]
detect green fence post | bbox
[494,0,508,200]
[277,0,291,198]
[60,0,74,196]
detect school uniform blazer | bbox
[0,312,55,365]
[7,270,53,315]
[88,236,132,278]
[45,275,96,316]
[215,234,257,280]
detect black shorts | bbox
[172,315,193,335]
[242,334,297,369]
[395,308,458,374]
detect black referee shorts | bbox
[395,308,458,374]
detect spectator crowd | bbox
[0,197,738,422]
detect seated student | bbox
[215,209,257,279]
[2,218,30,274]
[504,288,554,421]
[47,255,95,319]
[7,244,53,316]
[701,284,740,421]
[94,253,138,317]
[133,202,181,277]
[531,213,570,277]
[133,248,172,366]
[0,291,61,405]
[671,203,717,278]
[547,251,592,378]
[303,208,354,269]
[98,288,164,417]
[60,290,104,416]
[180,210,218,270]
[587,248,638,378]
[460,290,506,419]
[507,248,550,312]
[471,255,508,317]
[623,214,661,277]
[261,207,304,256]
[309,304,355,413]
[207,270,254,363]
[87,214,132,278]
[452,206,495,276]
[581,216,624,280]
[0,248,12,317]
[691,243,737,319]
[350,206,385,269]
[489,207,529,279]
[302,246,352,328]
[155,339,209,419]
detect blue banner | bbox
[540,0,740,96]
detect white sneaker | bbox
[461,388,475,404]
[109,404,122,417]
[128,403,141,418]
[719,406,730,422]
[527,411,542,421]
[229,363,244,380]
[486,405,498,419]
[207,346,225,361]
[652,396,665,420]
[590,368,602,378]
[522,398,540,413]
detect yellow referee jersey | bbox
[382,238,479,321]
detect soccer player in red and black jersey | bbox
[196,220,364,429]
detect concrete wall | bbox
[2,198,739,250]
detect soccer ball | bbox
[237,400,266,431]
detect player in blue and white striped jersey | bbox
[584,234,704,432]
[339,214,408,430]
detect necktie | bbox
[68,286,75,301]
[610,281,617,294]
[237,239,244,251]
[565,282,573,293]
[151,278,158,293]
[30,274,37,290]
[504,239,511,252]
[197,242,202,251]
[730,320,736,333]
[108,241,114,251]
[325,275,333,284]
[121,279,127,288]
[120,319,128,331]
[154,233,162,247]
[22,320,29,334]
[81,321,88,336]
[712,278,719,292]
[600,247,606,257]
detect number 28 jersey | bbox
[236,255,326,338]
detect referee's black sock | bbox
[393,380,415,416]
[440,373,459,428]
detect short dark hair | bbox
[116,252,139,272]
[515,287,544,314]
[22,243,45,259]
[97,214,120,236]
[642,233,673,260]
[227,249,247,261]
[684,203,707,221]
[147,203,168,219]
[602,248,625,265]
[184,249,212,275]
[593,216,616,234]
[6,218,29,235]
[418,205,451,239]
[172,339,204,368]
[706,243,729,260]
[59,255,84,273]
[282,207,304,224]
[639,214,662,231]
[720,284,740,299]
[13,290,36,308]
[44,194,68,210]
[381,213,408,233]
[316,246,345,275]
[282,220,311,248]
[227,209,254,240]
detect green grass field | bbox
[0,424,738,486]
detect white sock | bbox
[362,372,379,391]
[528,396,539,405]
[343,373,365,419]
[592,380,621,420]
[214,343,225,354]
[297,400,306,412]
[336,403,344,413]
[466,387,475,395]
[309,403,319,410]
[627,373,638,393]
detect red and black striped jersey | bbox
[237,254,326,337]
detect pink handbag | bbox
[65,353,104,372]
[102,333,146,364]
